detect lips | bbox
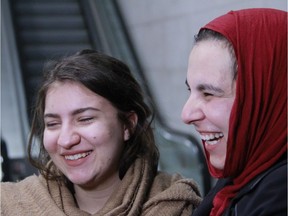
[200,132,224,145]
[64,151,92,161]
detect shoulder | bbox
[228,160,287,216]
[1,175,47,202]
[142,171,202,215]
[152,171,201,196]
[192,178,231,216]
[1,175,56,215]
[1,175,43,193]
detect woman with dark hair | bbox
[1,50,201,215]
[182,8,287,216]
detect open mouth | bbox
[64,151,92,161]
[200,132,224,145]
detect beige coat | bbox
[1,158,202,216]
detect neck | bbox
[74,176,121,214]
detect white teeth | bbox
[206,140,218,145]
[65,151,91,160]
[200,133,224,144]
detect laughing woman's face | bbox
[43,81,131,189]
[182,40,236,170]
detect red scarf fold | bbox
[201,8,287,216]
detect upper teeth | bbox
[65,151,91,160]
[200,133,224,141]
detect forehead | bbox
[46,81,94,98]
[187,40,234,85]
[44,81,113,111]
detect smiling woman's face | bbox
[182,40,236,170]
[43,81,132,189]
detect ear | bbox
[124,112,138,141]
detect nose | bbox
[181,96,205,125]
[57,125,80,149]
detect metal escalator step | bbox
[20,30,90,44]
[14,2,80,16]
[22,44,92,60]
[16,16,85,30]
[25,60,45,76]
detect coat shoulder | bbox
[142,172,202,215]
[1,175,42,195]
[227,160,287,216]
[151,172,202,196]
[1,175,56,215]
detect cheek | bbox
[43,130,57,153]
[205,99,234,130]
[96,127,125,156]
[86,123,124,149]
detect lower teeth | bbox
[206,140,218,145]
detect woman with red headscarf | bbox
[182,8,287,216]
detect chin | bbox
[66,173,91,185]
[210,158,225,170]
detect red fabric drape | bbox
[201,8,287,216]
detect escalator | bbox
[5,0,211,195]
[9,0,93,118]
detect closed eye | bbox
[79,117,95,123]
[45,121,60,128]
[203,92,214,97]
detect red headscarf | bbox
[201,8,287,216]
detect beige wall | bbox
[118,0,286,140]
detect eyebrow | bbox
[44,107,100,119]
[185,79,224,94]
[197,84,224,94]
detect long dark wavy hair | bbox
[28,50,159,181]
